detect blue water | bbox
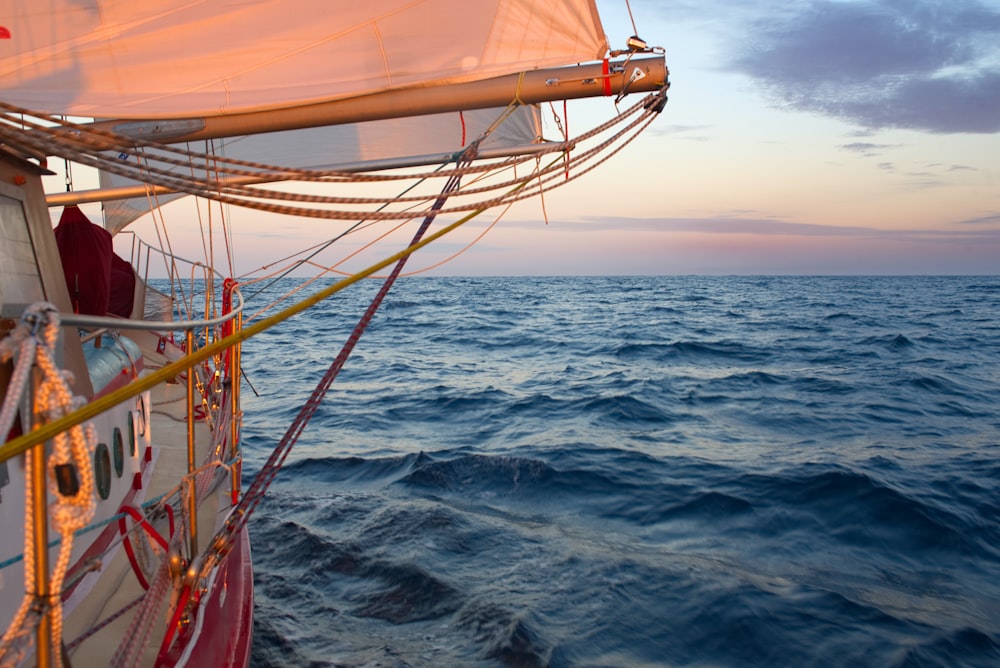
[240,276,1000,667]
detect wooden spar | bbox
[89,55,668,144]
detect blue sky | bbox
[94,0,1000,277]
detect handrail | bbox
[59,286,245,332]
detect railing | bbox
[0,285,245,461]
[0,278,244,668]
[58,285,244,331]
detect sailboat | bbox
[0,1,668,665]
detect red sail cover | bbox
[54,205,134,317]
[55,205,111,316]
[108,252,136,318]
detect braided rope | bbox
[0,304,98,667]
[0,92,662,221]
[109,557,173,667]
[0,308,49,668]
[35,313,97,663]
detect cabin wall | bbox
[0,154,93,398]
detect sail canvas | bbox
[0,0,606,118]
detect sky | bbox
[487,0,1000,275]
[72,0,1000,276]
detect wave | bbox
[739,465,993,558]
[454,600,550,667]
[858,333,916,350]
[264,449,999,557]
[614,339,769,363]
[400,453,557,494]
[244,276,1000,667]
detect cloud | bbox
[956,213,1000,225]
[573,216,896,237]
[729,0,1000,133]
[660,124,716,141]
[839,142,900,156]
[565,215,1000,242]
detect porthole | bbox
[127,411,137,457]
[136,396,147,436]
[112,427,125,477]
[94,443,112,500]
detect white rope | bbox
[0,309,45,668]
[36,312,98,663]
[0,303,98,667]
[0,319,34,441]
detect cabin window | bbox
[127,410,137,457]
[0,461,8,504]
[94,443,112,500]
[113,427,125,477]
[136,396,147,436]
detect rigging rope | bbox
[238,160,452,317]
[166,92,669,632]
[0,91,664,221]
[189,92,670,571]
[207,148,476,565]
[232,93,665,320]
[624,0,640,37]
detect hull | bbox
[156,527,253,668]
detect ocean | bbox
[238,275,1000,667]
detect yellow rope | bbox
[0,88,668,462]
[513,72,527,106]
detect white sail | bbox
[3,0,667,234]
[0,0,607,119]
[99,106,546,234]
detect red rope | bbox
[215,154,473,549]
[118,504,171,590]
